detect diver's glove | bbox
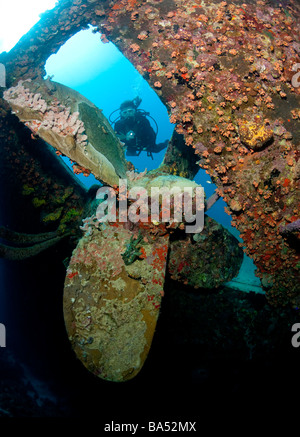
[132,96,142,108]
[153,140,169,153]
[126,131,135,141]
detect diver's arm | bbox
[152,140,168,153]
[114,120,128,143]
[117,132,126,142]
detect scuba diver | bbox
[110,97,168,159]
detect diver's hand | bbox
[126,131,135,141]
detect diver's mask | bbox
[120,107,136,120]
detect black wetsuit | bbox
[115,112,167,156]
